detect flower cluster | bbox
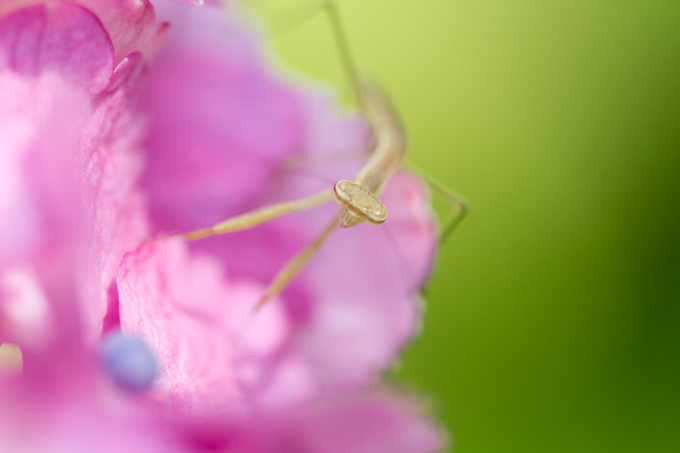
[0,0,442,451]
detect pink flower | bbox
[0,0,443,451]
[0,0,160,351]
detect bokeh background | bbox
[255,1,680,452]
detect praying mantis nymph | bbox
[171,1,468,307]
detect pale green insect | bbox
[173,1,467,307]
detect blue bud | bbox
[100,331,156,393]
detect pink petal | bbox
[141,55,305,233]
[141,3,306,235]
[1,1,166,64]
[117,239,311,418]
[84,52,151,339]
[0,3,114,94]
[77,0,167,64]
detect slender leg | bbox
[178,189,333,240]
[256,216,339,308]
[404,159,468,243]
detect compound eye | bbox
[364,199,387,225]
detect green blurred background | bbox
[255,1,680,451]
